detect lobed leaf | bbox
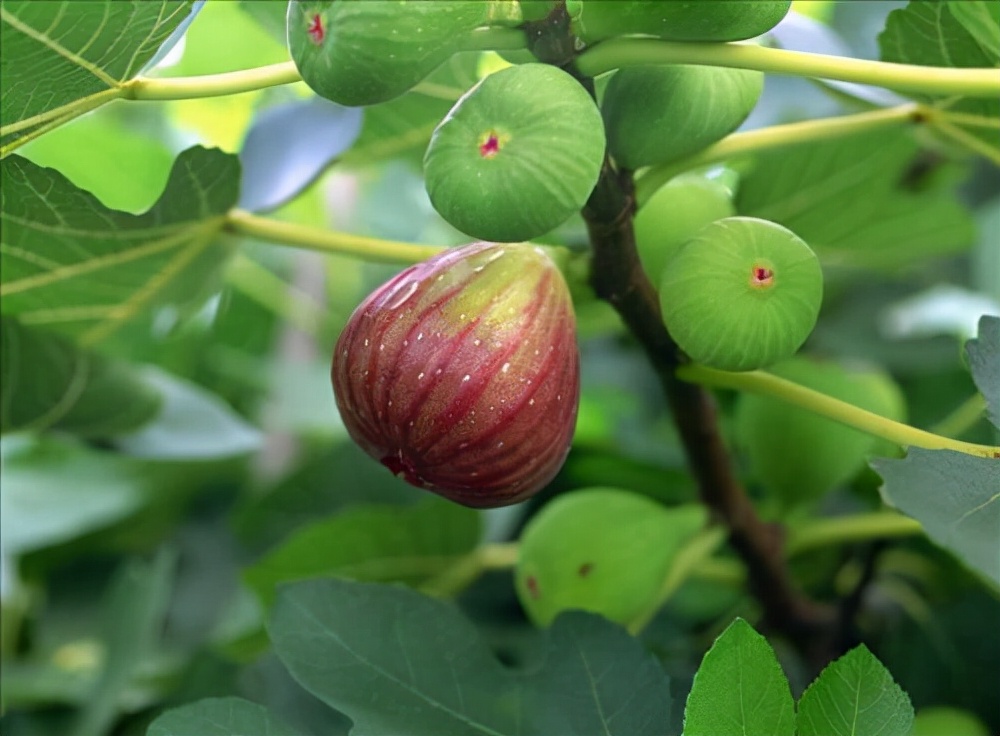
[0,1,195,153]
[0,146,240,344]
[268,578,673,735]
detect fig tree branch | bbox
[224,210,444,264]
[576,38,1000,98]
[678,364,1000,459]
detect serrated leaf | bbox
[0,436,148,557]
[736,129,975,269]
[0,315,161,437]
[797,645,914,736]
[0,147,240,345]
[0,1,194,153]
[966,314,1000,429]
[268,578,672,736]
[147,696,307,736]
[874,449,1000,586]
[244,498,481,606]
[682,618,794,736]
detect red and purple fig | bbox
[332,242,580,508]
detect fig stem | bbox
[124,61,303,101]
[635,103,923,207]
[576,38,1000,98]
[679,364,1000,460]
[224,210,444,265]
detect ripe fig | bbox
[602,64,763,170]
[287,0,489,106]
[659,216,823,371]
[332,242,579,508]
[571,0,792,43]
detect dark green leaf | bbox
[0,316,161,437]
[966,315,1000,429]
[0,436,147,556]
[0,147,240,344]
[736,129,975,269]
[682,618,794,736]
[874,448,1000,586]
[147,696,307,736]
[0,1,194,153]
[245,498,480,606]
[268,578,673,736]
[73,550,176,736]
[797,645,914,736]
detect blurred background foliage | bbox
[1,2,998,735]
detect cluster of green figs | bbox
[298,1,833,514]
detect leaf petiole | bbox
[677,364,1000,459]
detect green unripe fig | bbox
[572,0,792,43]
[735,358,907,509]
[659,217,823,371]
[287,0,489,106]
[634,175,735,283]
[424,63,606,242]
[602,65,763,170]
[515,488,705,626]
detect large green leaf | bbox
[873,448,1000,586]
[0,146,240,344]
[682,618,794,736]
[797,645,914,736]
[244,498,481,606]
[736,129,975,269]
[966,315,1000,428]
[879,0,999,152]
[0,1,194,154]
[0,315,161,436]
[268,578,673,736]
[147,697,306,736]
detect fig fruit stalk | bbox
[332,242,579,508]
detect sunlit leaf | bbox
[0,146,240,344]
[0,1,194,153]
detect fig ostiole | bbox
[332,242,580,508]
[658,216,823,372]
